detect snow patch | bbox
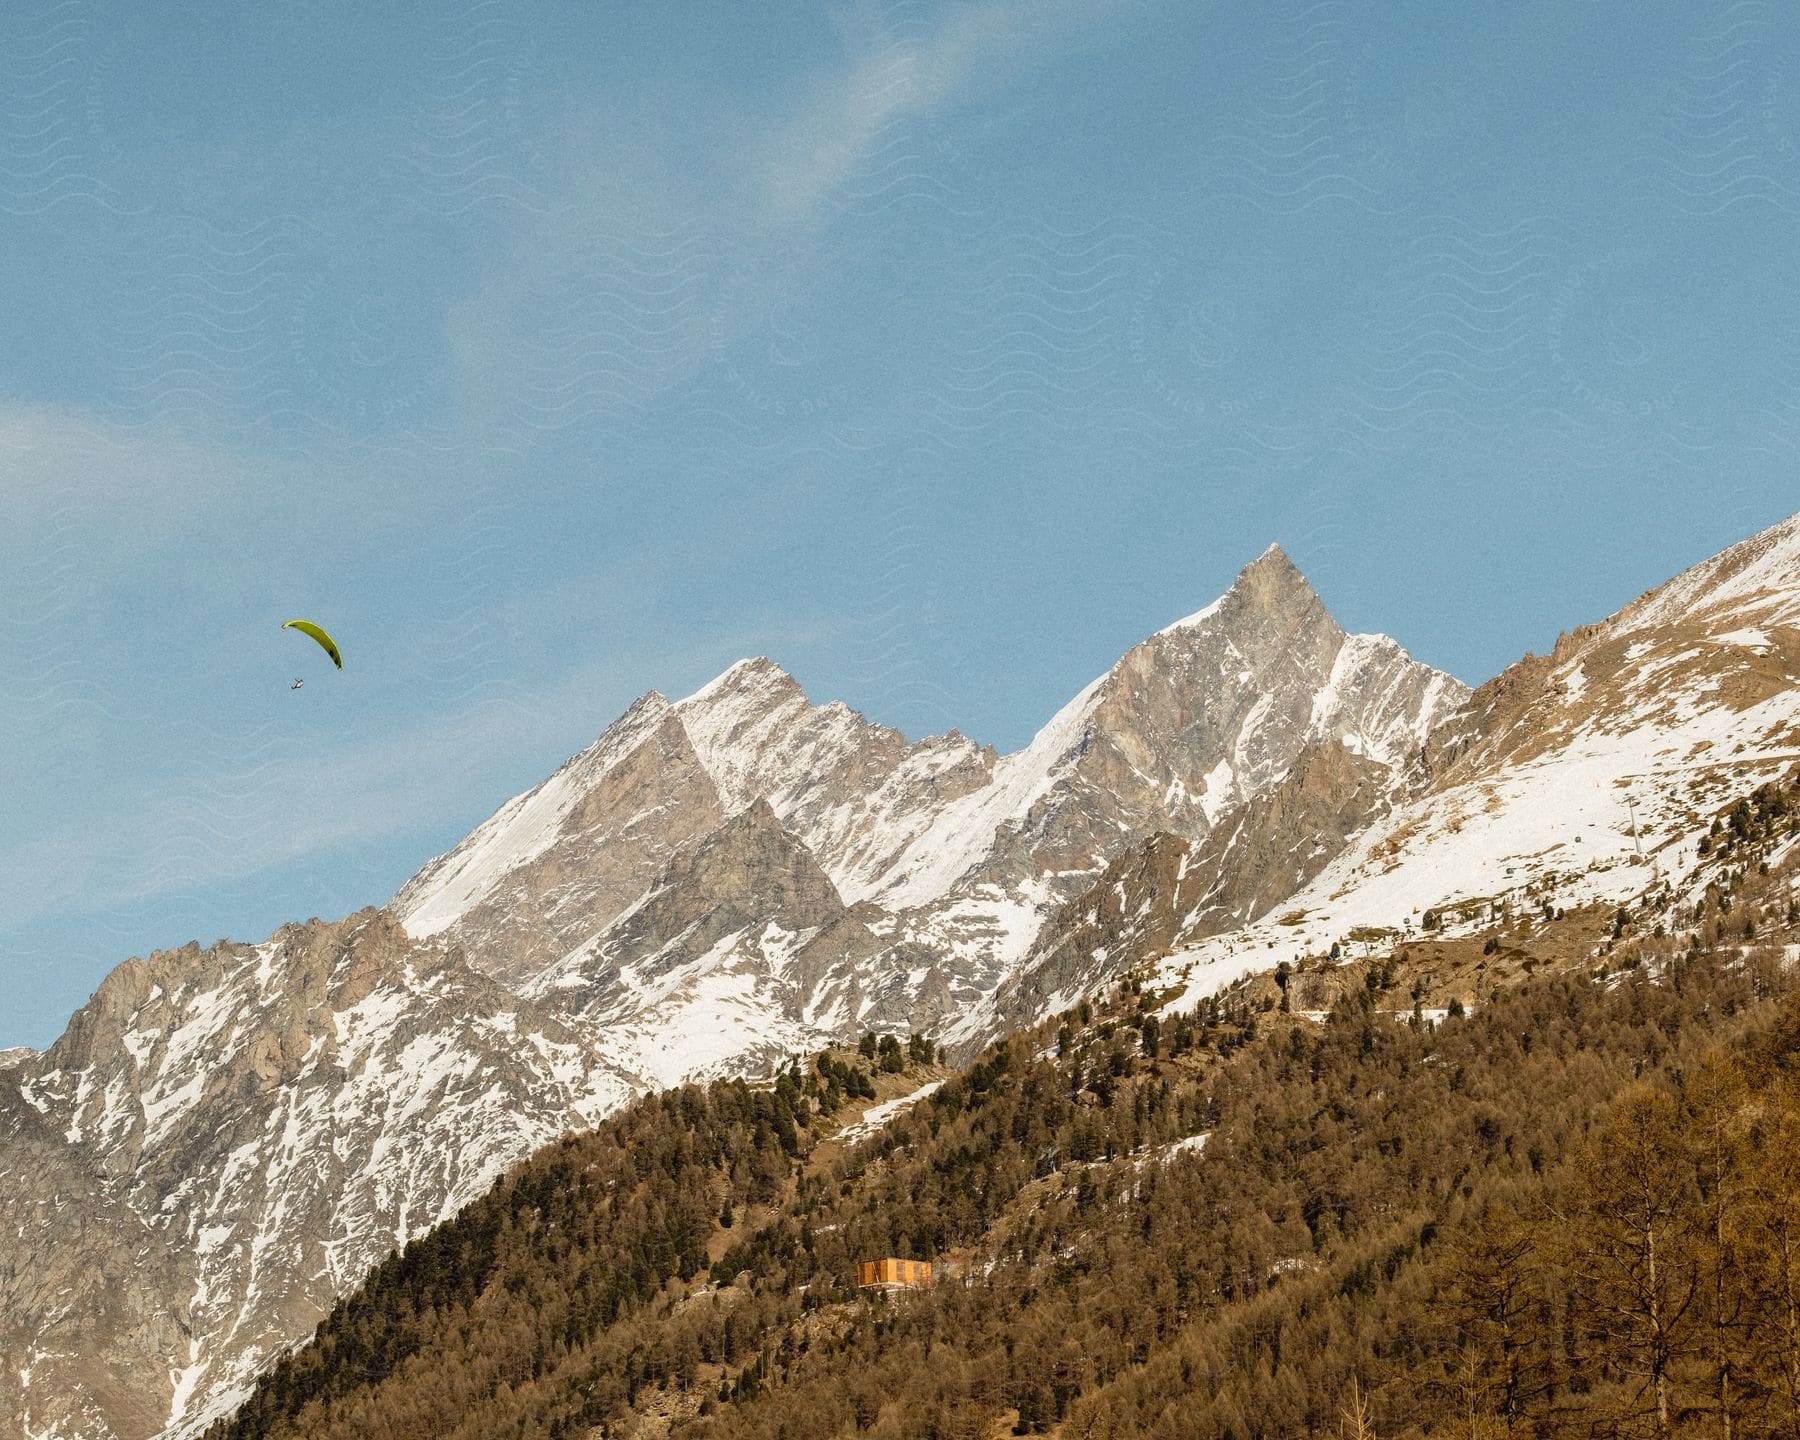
[836,1081,944,1146]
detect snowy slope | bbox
[868,674,1111,912]
[1310,632,1467,766]
[1623,512,1800,631]
[1148,511,1800,1016]
[671,658,996,904]
[395,691,678,940]
[1153,686,1800,1017]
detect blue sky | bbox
[4,0,1799,1048]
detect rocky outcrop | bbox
[0,1088,194,1440]
[1,912,632,1438]
[986,737,1392,1041]
[538,798,856,1023]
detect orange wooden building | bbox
[855,1258,935,1289]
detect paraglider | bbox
[283,619,342,670]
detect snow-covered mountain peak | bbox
[870,546,1464,919]
[678,655,803,712]
[665,658,1001,907]
[673,657,823,812]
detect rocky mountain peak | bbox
[864,543,1464,936]
[1078,544,1457,819]
[666,659,998,905]
[1153,542,1319,639]
[618,685,674,719]
[1235,539,1307,594]
[391,701,728,987]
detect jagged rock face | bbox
[392,666,997,997]
[2,912,632,1439]
[392,696,730,990]
[0,1092,193,1440]
[985,739,1392,1041]
[525,799,962,1089]
[673,659,998,903]
[568,797,852,993]
[530,800,868,1087]
[1168,738,1394,939]
[985,833,1193,1038]
[972,547,1459,885]
[398,550,1464,1016]
[866,549,1465,1040]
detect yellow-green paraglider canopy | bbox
[283,619,342,669]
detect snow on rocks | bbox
[395,692,675,939]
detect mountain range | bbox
[4,515,1798,1439]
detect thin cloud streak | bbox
[0,404,245,539]
[757,0,1143,223]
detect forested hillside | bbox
[210,780,1800,1440]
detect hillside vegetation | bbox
[211,781,1800,1440]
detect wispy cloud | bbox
[0,404,245,537]
[757,0,1138,222]
[0,404,326,620]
